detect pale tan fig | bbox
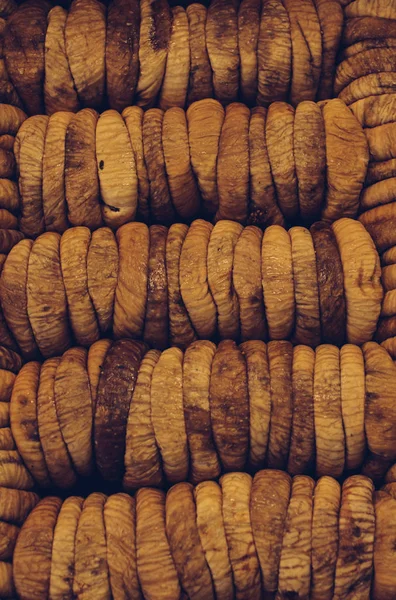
[216,103,250,223]
[27,232,71,358]
[96,110,138,228]
[159,7,190,111]
[10,362,51,487]
[187,99,224,216]
[65,0,106,109]
[186,4,213,104]
[87,228,118,335]
[143,226,169,350]
[104,493,141,600]
[54,347,93,477]
[122,106,150,222]
[210,340,249,471]
[333,476,375,600]
[44,6,79,114]
[350,93,396,127]
[237,0,260,105]
[136,488,181,600]
[261,225,295,340]
[166,483,215,599]
[287,345,315,476]
[180,219,217,339]
[60,227,100,347]
[257,0,291,106]
[194,481,233,600]
[314,344,345,477]
[267,340,293,470]
[14,497,61,600]
[183,340,220,483]
[113,223,149,341]
[151,347,188,483]
[0,486,39,524]
[340,344,366,471]
[233,227,267,341]
[346,0,396,18]
[37,357,77,489]
[136,0,172,110]
[73,493,111,600]
[49,496,84,600]
[339,72,396,106]
[166,224,197,348]
[206,0,239,104]
[105,0,139,112]
[123,349,163,490]
[311,476,341,600]
[332,218,382,345]
[207,220,242,340]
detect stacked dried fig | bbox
[12,97,370,234]
[8,336,396,490]
[11,473,396,600]
[0,218,383,359]
[1,0,344,116]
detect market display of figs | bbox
[1,0,396,597]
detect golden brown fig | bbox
[233,226,267,341]
[96,110,138,229]
[0,148,14,178]
[183,340,220,483]
[0,427,15,450]
[49,496,84,600]
[10,362,51,487]
[314,344,345,478]
[73,493,111,600]
[0,135,14,152]
[42,111,72,233]
[346,0,396,18]
[221,472,262,600]
[166,483,215,600]
[123,349,163,490]
[207,220,242,340]
[342,37,396,59]
[340,344,366,471]
[277,475,315,599]
[339,72,396,106]
[65,0,106,109]
[373,488,396,600]
[0,347,21,373]
[180,219,217,339]
[366,159,396,186]
[186,4,213,104]
[113,223,149,340]
[332,218,382,345]
[64,108,102,229]
[143,225,169,350]
[136,488,181,600]
[13,497,62,600]
[27,232,71,358]
[142,109,176,224]
[4,1,49,115]
[237,0,260,106]
[0,487,39,524]
[122,106,150,222]
[151,347,188,484]
[257,0,292,106]
[314,0,344,100]
[162,107,201,220]
[87,339,112,410]
[311,476,341,600]
[136,0,172,110]
[60,227,100,347]
[159,7,190,111]
[266,102,298,220]
[44,6,79,115]
[333,476,375,600]
[335,48,396,95]
[210,340,249,471]
[0,401,8,427]
[194,481,233,600]
[187,99,224,216]
[104,493,141,600]
[105,0,139,113]
[322,99,369,221]
[54,347,93,477]
[0,560,15,598]
[288,345,315,476]
[16,114,48,238]
[166,224,197,348]
[0,449,34,489]
[0,521,19,560]
[343,15,396,45]
[359,203,396,253]
[0,179,20,214]
[0,209,16,230]
[350,93,396,127]
[206,0,239,104]
[87,228,118,335]
[0,228,23,253]
[262,225,296,340]
[0,105,25,136]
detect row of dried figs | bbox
[2,0,347,117]
[9,473,396,600]
[14,97,370,235]
[8,336,396,491]
[0,218,383,360]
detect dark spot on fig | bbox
[353,525,361,537]
[99,160,104,170]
